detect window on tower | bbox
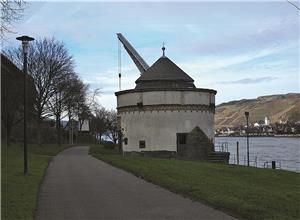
[139,140,146,148]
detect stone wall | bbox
[177,126,214,160]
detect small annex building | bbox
[115,48,217,157]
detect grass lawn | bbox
[1,143,74,220]
[90,145,300,220]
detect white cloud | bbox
[218,77,277,85]
[179,43,295,74]
[95,93,117,110]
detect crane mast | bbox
[117,33,149,75]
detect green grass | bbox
[1,143,74,220]
[90,145,300,220]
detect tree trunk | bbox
[68,110,73,145]
[36,107,44,146]
[37,117,42,146]
[113,135,117,144]
[56,114,61,146]
[118,130,122,154]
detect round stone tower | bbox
[115,54,217,153]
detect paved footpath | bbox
[36,146,237,220]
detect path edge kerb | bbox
[33,145,82,220]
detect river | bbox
[215,137,300,173]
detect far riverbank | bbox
[215,134,300,138]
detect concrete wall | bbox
[117,90,215,107]
[119,110,214,152]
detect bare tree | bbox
[90,106,118,144]
[47,72,89,144]
[63,74,88,144]
[75,88,99,131]
[4,37,75,144]
[90,105,109,141]
[106,110,118,144]
[47,73,71,144]
[0,0,26,37]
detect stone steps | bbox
[207,152,230,163]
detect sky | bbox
[2,0,299,110]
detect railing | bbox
[218,141,282,170]
[230,154,258,167]
[215,142,228,152]
[230,154,283,170]
[263,161,282,170]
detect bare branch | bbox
[0,0,26,37]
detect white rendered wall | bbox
[117,90,215,152]
[117,90,215,107]
[119,110,214,152]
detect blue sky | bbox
[3,0,299,109]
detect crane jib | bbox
[117,33,149,74]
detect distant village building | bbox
[291,127,295,133]
[79,119,89,132]
[264,116,270,126]
[253,122,260,127]
[115,35,217,156]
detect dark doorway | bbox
[177,133,188,157]
[177,133,187,145]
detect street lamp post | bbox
[16,35,34,175]
[245,111,250,167]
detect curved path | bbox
[36,146,237,220]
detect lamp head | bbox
[16,35,35,42]
[245,111,249,117]
[16,35,34,54]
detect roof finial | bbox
[162,41,166,57]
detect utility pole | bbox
[236,141,239,165]
[245,111,250,167]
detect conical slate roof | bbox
[135,56,196,90]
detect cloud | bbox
[81,64,140,94]
[218,76,277,85]
[94,93,117,110]
[178,43,295,75]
